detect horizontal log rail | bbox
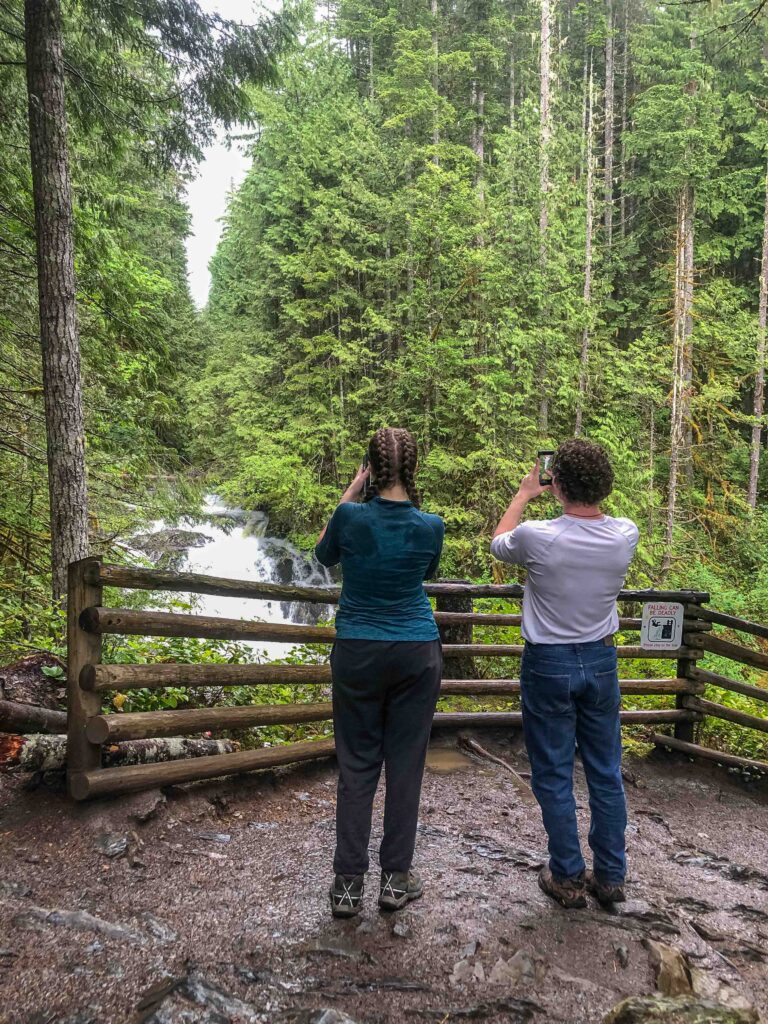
[86,702,334,743]
[84,681,699,743]
[433,709,698,729]
[443,644,700,660]
[682,695,768,735]
[72,558,768,800]
[78,611,701,661]
[87,562,709,606]
[81,662,333,692]
[694,607,768,641]
[83,664,697,696]
[425,612,709,631]
[70,708,703,800]
[79,608,337,644]
[651,733,768,775]
[689,667,768,705]
[692,633,768,672]
[69,737,338,801]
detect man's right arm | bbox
[490,521,531,566]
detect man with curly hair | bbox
[490,439,639,910]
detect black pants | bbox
[331,638,443,876]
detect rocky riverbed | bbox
[0,734,766,1023]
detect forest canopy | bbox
[1,0,768,659]
[191,0,768,621]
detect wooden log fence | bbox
[64,557,768,799]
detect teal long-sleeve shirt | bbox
[314,496,445,641]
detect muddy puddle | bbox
[425,747,475,774]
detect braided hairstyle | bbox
[368,427,421,507]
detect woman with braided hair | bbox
[315,427,444,917]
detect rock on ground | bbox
[603,995,759,1023]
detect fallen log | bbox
[0,734,240,773]
[0,699,67,735]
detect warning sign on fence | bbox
[640,602,684,651]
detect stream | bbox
[129,496,334,653]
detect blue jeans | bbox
[520,640,627,885]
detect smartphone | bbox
[538,449,556,487]
[361,453,375,501]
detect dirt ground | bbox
[1,731,767,1024]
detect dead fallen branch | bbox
[0,734,240,772]
[457,734,537,805]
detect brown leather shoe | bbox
[538,865,587,909]
[586,870,625,905]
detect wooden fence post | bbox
[676,600,706,743]
[436,579,479,680]
[67,556,103,796]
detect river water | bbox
[129,496,334,652]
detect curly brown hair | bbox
[551,439,614,505]
[368,427,420,506]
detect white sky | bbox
[184,0,278,308]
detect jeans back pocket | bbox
[522,670,572,716]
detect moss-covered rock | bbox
[603,995,758,1024]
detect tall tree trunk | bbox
[681,181,695,483]
[748,160,768,508]
[24,0,89,604]
[432,0,439,162]
[604,0,615,249]
[619,0,629,240]
[663,186,694,574]
[538,0,551,251]
[509,43,515,130]
[575,53,595,436]
[537,0,551,434]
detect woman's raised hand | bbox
[340,463,371,503]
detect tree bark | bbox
[24,0,89,603]
[431,0,439,162]
[663,185,694,574]
[538,0,551,251]
[604,0,615,249]
[575,54,595,436]
[619,0,629,240]
[0,734,240,773]
[537,0,552,434]
[748,160,768,508]
[0,699,66,734]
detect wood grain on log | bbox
[432,709,697,728]
[695,633,768,671]
[81,662,332,692]
[682,695,768,735]
[651,733,768,774]
[0,699,66,734]
[0,734,239,772]
[87,563,709,605]
[79,607,336,643]
[689,667,768,704]
[69,737,337,800]
[693,607,768,641]
[85,702,333,743]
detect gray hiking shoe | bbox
[329,873,364,918]
[378,870,423,911]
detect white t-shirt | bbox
[490,515,639,644]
